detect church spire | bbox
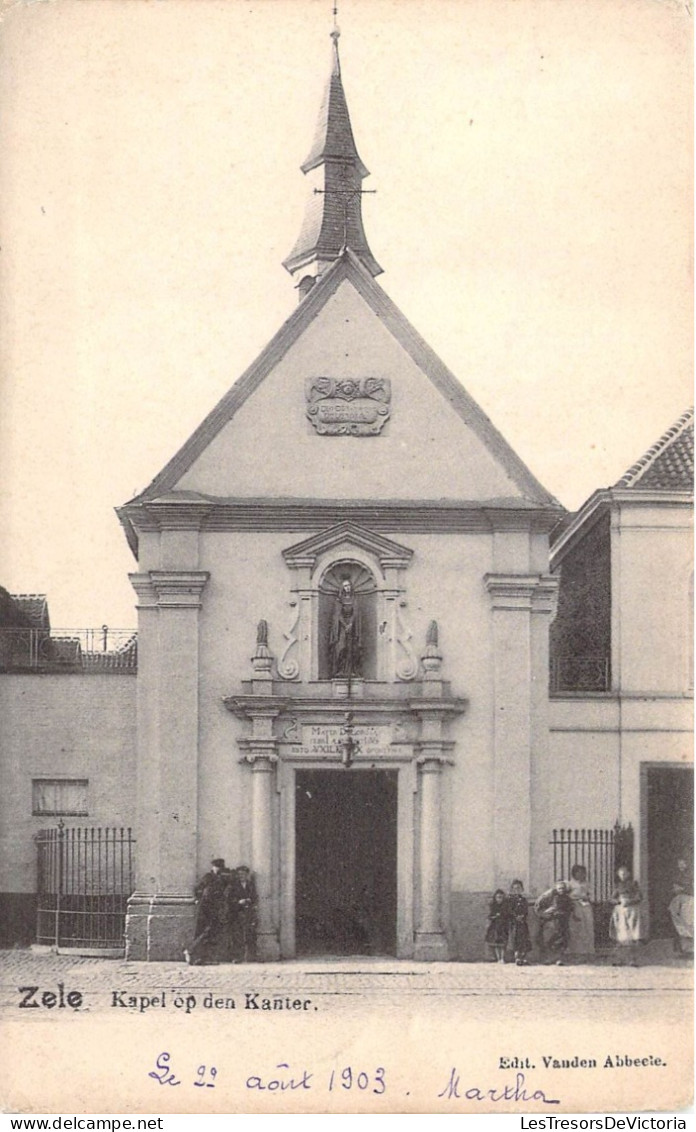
[283,20,382,294]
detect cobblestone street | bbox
[2,947,692,1115]
[1,945,691,1013]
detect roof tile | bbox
[9,593,50,631]
[615,408,694,492]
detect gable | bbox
[137,253,557,509]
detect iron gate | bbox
[36,824,135,951]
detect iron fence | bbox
[550,824,634,947]
[36,825,136,950]
[0,628,137,673]
[550,827,617,902]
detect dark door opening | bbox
[645,766,694,936]
[295,769,397,956]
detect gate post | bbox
[55,821,64,950]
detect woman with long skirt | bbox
[609,866,643,967]
[567,863,595,959]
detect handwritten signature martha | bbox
[438,1069,560,1105]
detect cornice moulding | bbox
[551,489,693,565]
[149,570,210,608]
[484,572,558,612]
[120,498,563,536]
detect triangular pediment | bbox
[283,522,413,570]
[125,251,559,514]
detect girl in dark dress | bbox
[485,889,510,963]
[508,878,532,966]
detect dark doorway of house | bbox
[295,769,397,956]
[646,765,694,936]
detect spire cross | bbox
[331,2,340,44]
[313,186,377,251]
[312,188,377,196]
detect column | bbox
[249,754,280,960]
[234,690,283,961]
[414,755,449,959]
[125,569,209,961]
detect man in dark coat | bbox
[185,858,231,965]
[227,865,257,962]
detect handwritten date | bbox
[149,1052,217,1089]
[147,1053,386,1095]
[245,1063,386,1093]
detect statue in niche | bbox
[329,577,362,678]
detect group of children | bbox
[485,879,534,965]
[486,866,644,966]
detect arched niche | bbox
[280,522,416,684]
[318,561,378,680]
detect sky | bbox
[0,0,692,628]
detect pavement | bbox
[0,943,691,1013]
[1,945,692,1115]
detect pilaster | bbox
[530,576,560,892]
[125,568,209,961]
[485,573,555,890]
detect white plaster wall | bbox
[177,281,526,503]
[196,530,302,873]
[192,524,550,892]
[407,531,496,891]
[0,676,137,892]
[546,696,693,894]
[614,505,692,694]
[545,727,621,828]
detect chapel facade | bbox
[116,30,562,961]
[1,29,691,962]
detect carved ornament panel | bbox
[305,377,391,436]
